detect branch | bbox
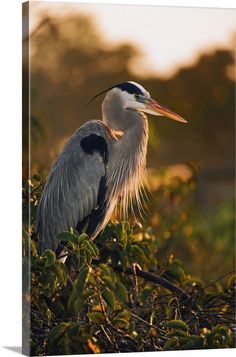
[113,264,190,301]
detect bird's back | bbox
[36,120,116,254]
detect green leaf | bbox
[46,308,53,323]
[77,233,89,244]
[115,310,131,321]
[74,267,89,295]
[227,274,236,289]
[68,267,89,311]
[165,260,185,283]
[72,298,84,314]
[102,288,116,308]
[141,286,153,303]
[87,312,106,324]
[128,321,136,334]
[166,330,186,338]
[113,317,129,329]
[117,222,128,249]
[83,240,99,259]
[47,323,70,346]
[179,336,204,350]
[119,253,128,271]
[51,261,68,286]
[57,231,78,243]
[163,337,178,350]
[183,277,204,289]
[130,245,146,266]
[99,263,112,276]
[115,281,128,304]
[165,320,189,332]
[102,275,116,290]
[43,249,56,267]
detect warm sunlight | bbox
[29,1,235,77]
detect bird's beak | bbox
[143,98,187,124]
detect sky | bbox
[29,1,235,77]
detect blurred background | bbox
[23,2,235,281]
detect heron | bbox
[36,81,187,255]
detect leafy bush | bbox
[22,177,235,355]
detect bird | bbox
[36,81,187,255]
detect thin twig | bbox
[203,270,235,290]
[130,312,167,339]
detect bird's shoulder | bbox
[68,120,117,146]
[53,120,116,169]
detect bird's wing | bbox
[36,120,114,254]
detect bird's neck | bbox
[107,111,149,218]
[110,110,148,163]
[122,111,148,160]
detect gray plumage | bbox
[36,81,187,254]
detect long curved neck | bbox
[107,108,148,166]
[106,109,149,218]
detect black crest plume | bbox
[87,81,144,105]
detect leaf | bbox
[51,261,68,286]
[68,267,89,311]
[117,222,128,249]
[148,327,157,337]
[88,338,101,353]
[183,277,204,289]
[119,253,128,271]
[72,298,84,314]
[165,320,189,332]
[115,281,128,304]
[130,245,146,266]
[141,286,153,303]
[115,310,131,321]
[57,231,78,243]
[83,240,99,259]
[179,336,204,350]
[165,260,185,283]
[111,250,120,266]
[102,288,116,308]
[87,312,106,324]
[73,267,89,295]
[128,321,136,334]
[99,263,113,277]
[102,275,116,291]
[43,249,56,267]
[77,233,89,244]
[163,337,178,350]
[47,323,70,346]
[166,330,187,338]
[83,290,94,300]
[227,274,236,289]
[113,317,129,329]
[46,308,53,323]
[66,324,80,337]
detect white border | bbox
[0,0,235,356]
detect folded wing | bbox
[36,120,112,254]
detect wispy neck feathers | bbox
[107,110,149,220]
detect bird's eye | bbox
[134,94,140,101]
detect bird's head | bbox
[112,81,187,123]
[89,81,187,125]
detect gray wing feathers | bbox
[36,121,110,253]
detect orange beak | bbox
[144,98,187,124]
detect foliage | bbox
[147,165,235,280]
[22,179,235,355]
